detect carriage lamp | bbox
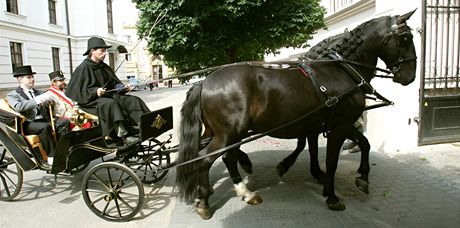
[70,103,88,131]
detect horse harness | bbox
[298,52,394,137]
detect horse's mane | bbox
[303,17,387,61]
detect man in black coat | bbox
[65,37,150,143]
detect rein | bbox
[162,56,397,170]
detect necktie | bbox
[28,91,41,116]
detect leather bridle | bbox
[381,16,417,75]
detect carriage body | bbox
[0,105,174,221]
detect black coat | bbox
[66,58,150,136]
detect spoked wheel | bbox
[81,162,144,222]
[125,149,171,184]
[0,147,23,201]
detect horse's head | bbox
[378,10,417,86]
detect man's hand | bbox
[124,84,134,92]
[97,88,106,97]
[34,92,54,104]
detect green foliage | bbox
[134,0,325,74]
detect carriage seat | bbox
[0,98,48,161]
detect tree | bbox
[134,0,325,74]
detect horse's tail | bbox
[176,82,203,203]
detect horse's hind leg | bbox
[348,127,371,193]
[222,149,262,205]
[196,160,214,219]
[276,138,306,177]
[194,138,227,220]
[237,148,253,174]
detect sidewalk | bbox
[167,138,460,228]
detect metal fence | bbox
[422,0,460,97]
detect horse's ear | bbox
[398,9,417,23]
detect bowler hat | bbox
[49,70,66,81]
[13,65,36,77]
[83,37,112,56]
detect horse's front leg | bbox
[348,127,371,193]
[323,128,346,211]
[307,134,326,184]
[223,149,263,205]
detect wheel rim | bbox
[126,150,170,184]
[81,162,144,222]
[0,147,23,201]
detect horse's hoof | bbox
[245,195,263,205]
[326,200,346,211]
[196,207,212,220]
[355,177,369,194]
[276,164,288,177]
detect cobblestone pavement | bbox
[168,138,460,228]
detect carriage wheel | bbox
[81,162,144,222]
[125,149,170,185]
[69,162,90,175]
[0,147,23,201]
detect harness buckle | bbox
[320,86,327,93]
[326,96,339,107]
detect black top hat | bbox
[13,65,36,77]
[83,37,112,56]
[49,70,65,81]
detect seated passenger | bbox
[47,70,92,130]
[7,65,69,165]
[65,37,150,144]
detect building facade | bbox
[0,0,130,91]
[266,0,460,152]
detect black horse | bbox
[275,29,378,189]
[176,11,417,219]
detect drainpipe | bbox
[65,0,73,73]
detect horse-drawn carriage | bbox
[0,99,174,221]
[1,11,418,222]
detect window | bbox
[52,47,60,71]
[107,0,113,33]
[323,0,361,15]
[6,0,19,14]
[10,42,23,71]
[49,0,57,24]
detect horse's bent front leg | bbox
[323,128,346,211]
[276,137,306,177]
[223,149,263,205]
[349,127,371,193]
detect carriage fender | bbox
[0,123,37,171]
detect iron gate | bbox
[420,0,460,145]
